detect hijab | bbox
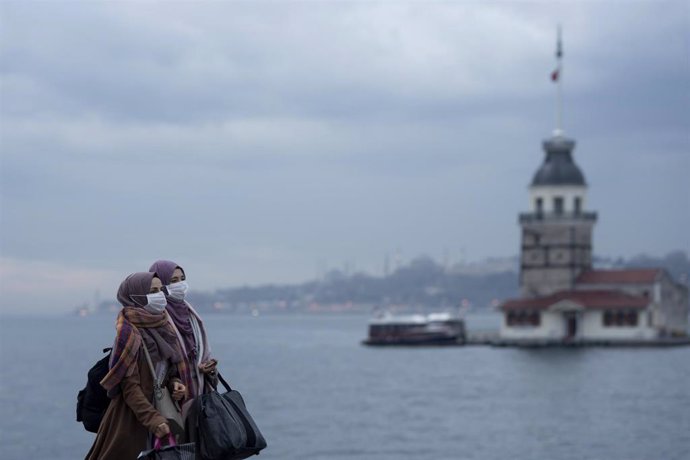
[149,260,196,358]
[101,272,188,398]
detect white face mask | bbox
[166,280,189,301]
[144,291,168,313]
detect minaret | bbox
[519,28,597,297]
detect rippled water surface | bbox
[1,313,689,460]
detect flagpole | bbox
[555,25,563,137]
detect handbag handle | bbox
[153,433,176,450]
[216,372,233,392]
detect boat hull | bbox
[362,335,464,346]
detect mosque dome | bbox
[531,135,586,186]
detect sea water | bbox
[1,313,689,460]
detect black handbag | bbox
[138,433,196,460]
[192,373,267,460]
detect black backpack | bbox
[76,348,112,433]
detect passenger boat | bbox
[362,311,466,346]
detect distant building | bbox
[499,133,689,343]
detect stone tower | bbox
[519,134,597,297]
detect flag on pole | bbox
[551,25,563,82]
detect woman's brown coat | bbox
[85,350,179,460]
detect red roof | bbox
[576,269,662,285]
[502,290,650,311]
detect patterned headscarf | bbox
[100,272,191,400]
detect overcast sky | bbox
[1,1,688,314]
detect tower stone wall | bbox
[520,214,596,297]
[519,135,596,297]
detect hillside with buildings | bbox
[90,251,688,316]
[189,255,519,315]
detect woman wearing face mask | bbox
[85,272,190,460]
[149,260,217,399]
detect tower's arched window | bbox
[574,197,582,215]
[554,196,564,214]
[535,197,543,216]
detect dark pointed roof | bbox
[531,135,586,186]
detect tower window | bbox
[574,197,582,215]
[535,197,543,216]
[554,197,564,214]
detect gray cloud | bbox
[1,1,688,313]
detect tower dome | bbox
[531,135,586,186]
